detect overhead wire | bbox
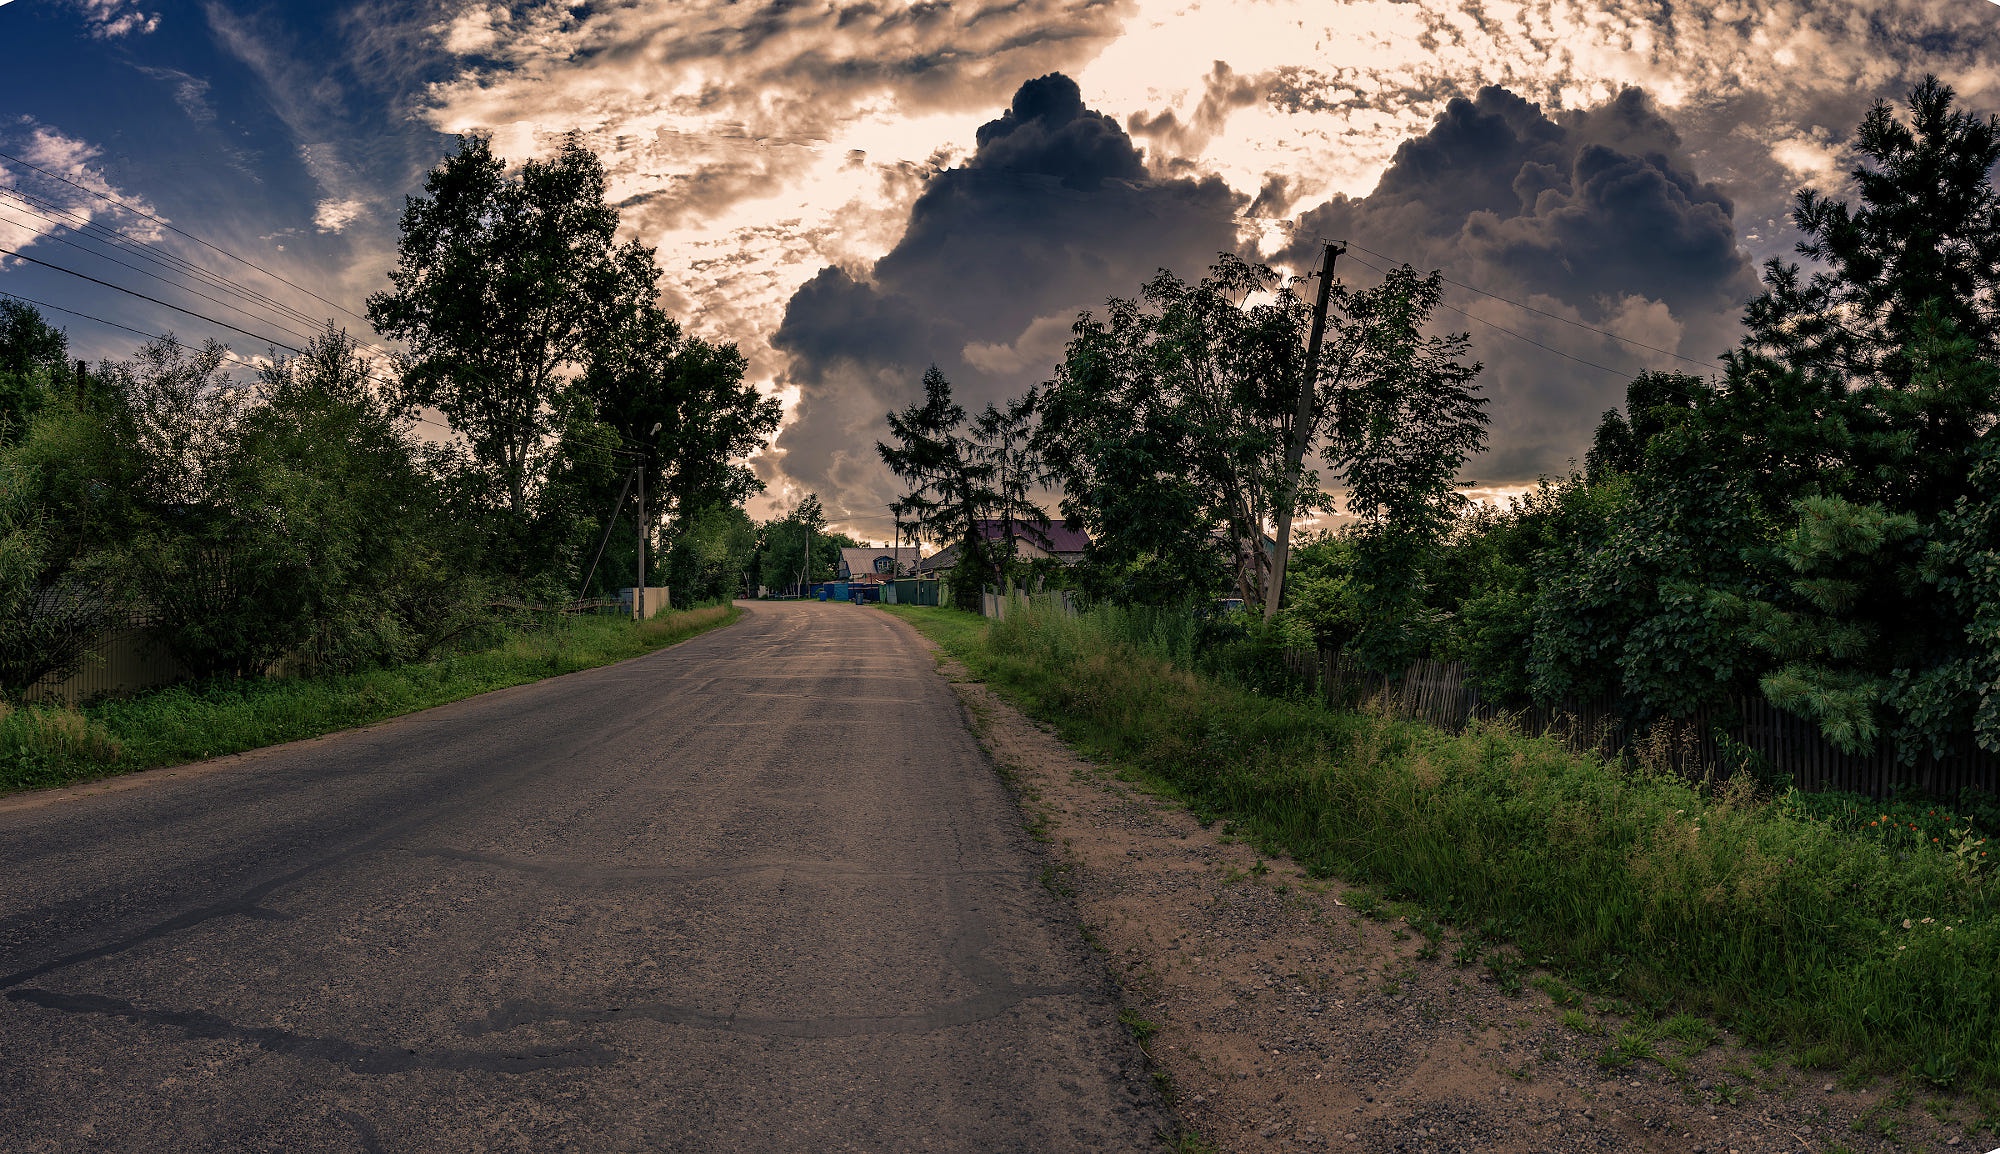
[0,204,336,350]
[0,185,404,362]
[0,147,373,328]
[1323,243,1649,382]
[0,286,463,441]
[0,243,315,352]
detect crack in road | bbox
[7,987,620,1073]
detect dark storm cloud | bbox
[771,73,1243,524]
[1283,86,1759,484]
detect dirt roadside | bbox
[926,648,1996,1154]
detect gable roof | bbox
[916,519,1091,573]
[837,546,924,579]
[970,517,1090,552]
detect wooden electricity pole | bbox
[636,466,647,621]
[1264,242,1343,621]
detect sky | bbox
[4,0,2000,542]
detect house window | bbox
[874,555,894,574]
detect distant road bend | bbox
[0,600,1164,1151]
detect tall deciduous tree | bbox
[367,133,656,523]
[1330,267,1487,672]
[577,303,781,533]
[1,300,69,442]
[1039,254,1480,622]
[969,390,1049,587]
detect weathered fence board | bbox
[25,630,190,707]
[1291,646,1999,800]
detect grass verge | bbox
[882,601,2000,1091]
[0,604,740,795]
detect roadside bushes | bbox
[0,604,737,795]
[936,599,2000,1087]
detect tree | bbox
[1329,267,1487,672]
[968,390,1049,588]
[756,495,854,595]
[877,367,994,611]
[577,302,781,544]
[0,360,129,699]
[1040,255,1479,620]
[662,503,758,605]
[367,133,657,526]
[105,330,461,680]
[0,300,69,443]
[1524,77,2000,750]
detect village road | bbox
[0,600,1164,1152]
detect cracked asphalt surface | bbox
[0,600,1166,1151]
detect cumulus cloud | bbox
[770,73,1244,529]
[1282,85,1759,483]
[401,0,2000,520]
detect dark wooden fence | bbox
[1282,648,1999,800]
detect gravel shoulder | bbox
[906,633,1998,1154]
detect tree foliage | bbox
[1351,76,2000,764]
[367,133,656,523]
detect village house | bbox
[836,545,925,584]
[916,518,1090,576]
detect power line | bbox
[0,204,332,350]
[0,287,462,440]
[0,188,328,334]
[1333,246,1643,382]
[0,148,373,327]
[1,243,308,352]
[1256,216,1719,376]
[0,186,404,363]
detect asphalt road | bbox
[0,601,1166,1152]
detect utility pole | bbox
[1264,242,1343,621]
[578,466,639,605]
[801,519,812,598]
[634,423,660,621]
[636,465,646,622]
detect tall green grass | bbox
[889,599,2000,1089]
[0,605,739,795]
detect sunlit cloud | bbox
[0,120,164,261]
[406,0,2000,529]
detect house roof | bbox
[969,517,1090,552]
[916,519,1091,573]
[837,546,924,580]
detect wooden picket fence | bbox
[1282,648,2000,800]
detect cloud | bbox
[399,0,2000,523]
[1282,85,1758,484]
[72,0,158,38]
[313,197,366,234]
[204,3,378,244]
[0,120,165,261]
[134,66,217,126]
[770,73,1244,531]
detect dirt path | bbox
[926,648,1996,1154]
